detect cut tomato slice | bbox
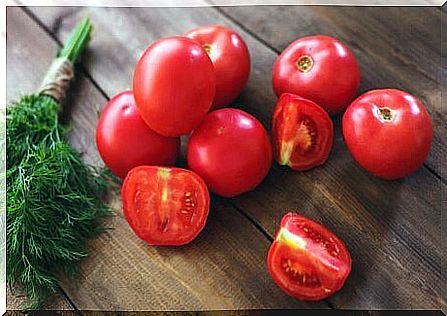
[267,213,351,301]
[122,166,210,246]
[272,93,333,171]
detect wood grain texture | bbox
[213,4,446,178]
[6,284,74,311]
[211,5,446,309]
[28,4,445,309]
[6,9,75,312]
[6,7,323,311]
[18,4,446,310]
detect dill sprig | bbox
[6,18,112,310]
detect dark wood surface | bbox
[6,4,446,312]
[7,7,321,311]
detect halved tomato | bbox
[268,213,351,301]
[122,166,210,246]
[272,93,333,171]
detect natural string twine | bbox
[38,58,74,103]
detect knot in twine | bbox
[39,58,74,102]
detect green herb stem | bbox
[6,17,111,311]
[57,17,92,63]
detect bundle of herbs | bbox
[6,18,111,309]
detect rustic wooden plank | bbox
[7,7,322,310]
[6,8,75,312]
[26,5,445,310]
[6,9,54,104]
[6,284,74,311]
[205,5,446,309]
[214,5,446,178]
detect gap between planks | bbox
[208,2,444,183]
[15,4,332,311]
[16,4,444,312]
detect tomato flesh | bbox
[272,93,333,171]
[268,213,351,301]
[122,166,210,246]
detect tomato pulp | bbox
[122,166,210,246]
[185,25,251,109]
[272,93,333,171]
[272,35,360,115]
[133,36,216,137]
[342,89,432,179]
[268,213,351,301]
[187,108,272,197]
[96,91,180,179]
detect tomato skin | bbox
[268,213,351,301]
[272,93,333,171]
[187,108,272,197]
[272,35,360,115]
[185,25,250,109]
[122,166,210,246]
[342,89,432,179]
[95,91,180,179]
[133,36,216,137]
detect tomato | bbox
[96,91,180,179]
[268,213,351,301]
[122,166,210,246]
[272,35,361,115]
[272,93,333,171]
[185,25,250,109]
[133,36,216,137]
[343,89,433,179]
[187,108,272,197]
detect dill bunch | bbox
[6,18,111,310]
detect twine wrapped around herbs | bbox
[39,58,74,102]
[6,18,112,311]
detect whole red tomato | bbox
[268,213,351,301]
[96,90,180,179]
[272,93,333,171]
[122,166,210,246]
[343,89,432,179]
[187,108,272,197]
[133,36,216,137]
[272,35,360,115]
[185,25,250,109]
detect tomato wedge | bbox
[272,93,333,171]
[122,166,210,246]
[268,213,351,301]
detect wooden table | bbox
[6,4,446,312]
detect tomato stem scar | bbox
[378,107,395,122]
[203,44,212,55]
[296,55,314,73]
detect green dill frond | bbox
[6,94,111,309]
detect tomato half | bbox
[272,35,360,115]
[122,166,210,246]
[187,108,272,197]
[343,89,433,179]
[268,213,351,301]
[133,36,216,137]
[272,93,333,171]
[96,90,180,179]
[185,25,250,109]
